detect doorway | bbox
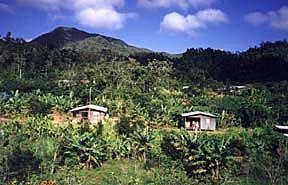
[187,117,200,130]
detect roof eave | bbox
[70,105,108,113]
[181,112,216,118]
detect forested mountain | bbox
[31,27,98,48]
[176,41,288,83]
[1,27,288,84]
[31,26,151,56]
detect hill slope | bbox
[177,41,288,83]
[31,26,151,56]
[31,27,96,48]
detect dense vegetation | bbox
[177,41,288,83]
[0,31,287,184]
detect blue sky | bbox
[0,0,288,53]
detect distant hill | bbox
[2,27,287,83]
[243,40,288,59]
[177,40,288,83]
[31,26,151,56]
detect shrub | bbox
[115,114,145,136]
[28,96,52,115]
[161,130,236,183]
[59,124,108,169]
[6,145,42,183]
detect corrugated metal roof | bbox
[275,125,288,130]
[70,104,108,113]
[181,111,216,117]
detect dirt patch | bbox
[48,110,71,124]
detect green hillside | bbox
[0,29,287,185]
[63,35,151,56]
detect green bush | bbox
[115,114,145,136]
[161,129,236,183]
[5,145,42,183]
[28,96,52,115]
[59,124,108,169]
[247,126,288,185]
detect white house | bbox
[70,104,108,124]
[181,111,217,131]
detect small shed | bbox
[181,111,216,131]
[70,104,108,124]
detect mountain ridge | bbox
[30,26,152,56]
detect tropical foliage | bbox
[0,34,287,184]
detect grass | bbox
[42,159,263,185]
[77,160,148,185]
[41,160,150,185]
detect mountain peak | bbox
[52,26,88,34]
[30,26,151,55]
[31,26,98,48]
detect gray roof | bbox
[181,111,216,118]
[275,125,288,130]
[70,104,108,113]
[275,125,288,137]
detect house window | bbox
[81,112,89,120]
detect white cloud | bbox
[161,12,204,33]
[138,0,216,9]
[0,3,13,13]
[245,6,288,31]
[160,9,228,34]
[76,8,135,29]
[269,6,288,31]
[16,0,135,30]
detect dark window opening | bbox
[81,112,89,120]
[187,117,200,129]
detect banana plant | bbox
[129,126,156,163]
[4,90,29,115]
[107,137,132,160]
[59,125,108,169]
[161,130,233,182]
